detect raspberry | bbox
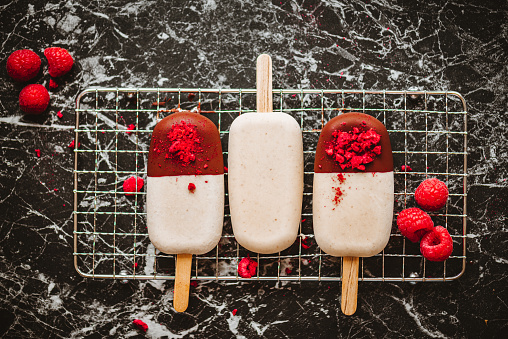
[49,79,59,89]
[420,226,453,262]
[123,176,144,196]
[44,47,74,77]
[188,182,196,192]
[397,207,434,243]
[19,84,50,114]
[238,256,258,278]
[6,49,41,82]
[415,178,449,211]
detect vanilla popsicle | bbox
[228,54,304,254]
[147,111,224,312]
[313,112,394,315]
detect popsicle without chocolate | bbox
[228,54,304,254]
[313,112,394,315]
[147,111,224,312]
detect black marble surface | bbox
[1,0,507,338]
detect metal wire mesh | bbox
[73,88,467,282]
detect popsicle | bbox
[313,112,394,315]
[147,111,224,312]
[228,54,304,254]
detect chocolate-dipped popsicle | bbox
[313,112,394,315]
[147,111,224,312]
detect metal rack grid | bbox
[73,88,467,282]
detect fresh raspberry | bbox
[44,47,74,77]
[420,226,453,262]
[415,178,449,211]
[397,207,434,243]
[6,49,41,82]
[238,256,258,278]
[123,176,144,196]
[19,84,50,114]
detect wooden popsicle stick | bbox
[256,54,273,113]
[174,253,192,312]
[341,256,359,315]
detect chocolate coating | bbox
[148,111,224,177]
[314,112,393,173]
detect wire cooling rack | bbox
[73,88,467,282]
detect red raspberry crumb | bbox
[188,183,196,192]
[190,280,198,287]
[188,92,196,101]
[19,84,50,115]
[57,110,63,118]
[123,176,144,196]
[397,207,434,243]
[132,319,148,333]
[301,219,306,222]
[401,165,412,171]
[420,226,453,262]
[415,178,449,211]
[301,236,311,249]
[224,166,228,173]
[44,47,74,77]
[153,120,202,166]
[285,268,292,274]
[49,79,59,89]
[126,124,135,134]
[238,256,258,278]
[6,49,41,82]
[325,126,382,171]
[68,139,81,149]
[35,149,41,157]
[232,309,238,316]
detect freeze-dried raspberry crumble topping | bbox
[325,127,382,171]
[153,120,203,165]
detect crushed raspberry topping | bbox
[325,126,382,171]
[35,149,41,157]
[188,183,196,192]
[132,319,148,332]
[332,173,346,206]
[57,110,63,118]
[232,309,238,316]
[238,256,258,278]
[154,121,203,165]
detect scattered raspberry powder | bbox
[132,319,148,333]
[188,183,196,192]
[301,236,311,249]
[68,140,80,149]
[325,127,382,170]
[238,256,258,278]
[126,124,135,134]
[57,110,63,118]
[154,121,202,166]
[35,149,41,157]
